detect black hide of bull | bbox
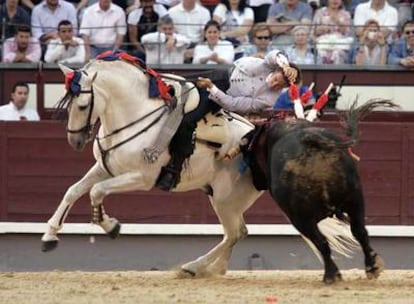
[245,118,384,284]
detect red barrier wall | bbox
[0,119,413,225]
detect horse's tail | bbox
[301,217,360,262]
[340,99,399,146]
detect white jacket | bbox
[208,50,289,114]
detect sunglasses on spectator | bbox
[255,36,270,40]
[405,30,414,35]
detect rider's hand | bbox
[197,77,213,89]
[282,66,298,84]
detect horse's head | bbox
[58,63,98,151]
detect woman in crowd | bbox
[285,25,315,64]
[349,19,388,65]
[312,0,353,64]
[192,20,235,64]
[243,22,272,58]
[212,0,254,51]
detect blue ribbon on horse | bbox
[65,71,82,96]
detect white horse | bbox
[41,56,262,276]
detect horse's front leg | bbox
[88,171,153,232]
[41,163,110,252]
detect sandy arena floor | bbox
[0,270,413,304]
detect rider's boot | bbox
[156,118,196,191]
[156,154,187,191]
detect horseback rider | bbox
[156,49,300,191]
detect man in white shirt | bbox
[44,20,86,64]
[80,0,127,59]
[354,0,398,41]
[31,0,78,45]
[167,0,211,62]
[0,82,40,121]
[141,16,191,64]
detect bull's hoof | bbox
[41,240,58,252]
[323,272,342,284]
[108,222,121,239]
[366,254,385,279]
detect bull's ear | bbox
[58,63,74,76]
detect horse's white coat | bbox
[42,59,262,276]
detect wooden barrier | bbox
[0,119,413,225]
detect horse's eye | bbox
[78,104,89,111]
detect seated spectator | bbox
[80,0,126,59]
[31,0,78,48]
[167,0,211,62]
[2,24,41,62]
[141,15,191,64]
[285,25,315,64]
[388,20,414,67]
[44,20,85,64]
[0,0,31,39]
[273,78,315,110]
[212,0,254,51]
[0,81,40,121]
[349,19,387,65]
[243,22,272,59]
[353,0,398,42]
[249,0,273,23]
[127,0,168,57]
[395,0,413,29]
[312,0,353,64]
[192,20,234,64]
[168,0,211,44]
[266,0,313,51]
[200,0,219,17]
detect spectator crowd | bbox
[0,0,413,67]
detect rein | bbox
[66,87,95,138]
[97,104,169,176]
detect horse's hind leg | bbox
[41,163,110,251]
[292,217,342,284]
[345,191,385,279]
[180,177,261,277]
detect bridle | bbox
[63,61,198,176]
[66,86,95,142]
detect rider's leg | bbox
[156,90,219,191]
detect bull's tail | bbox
[341,99,399,145]
[301,217,360,262]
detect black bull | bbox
[244,100,396,284]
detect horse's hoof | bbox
[41,240,58,252]
[176,268,196,279]
[323,272,342,284]
[366,254,385,279]
[108,222,121,239]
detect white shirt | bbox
[127,4,168,25]
[0,102,40,121]
[141,32,190,64]
[80,3,126,47]
[167,3,211,43]
[44,36,86,64]
[213,4,254,43]
[354,1,398,32]
[208,50,287,114]
[192,40,235,64]
[31,0,78,39]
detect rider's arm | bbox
[208,86,272,114]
